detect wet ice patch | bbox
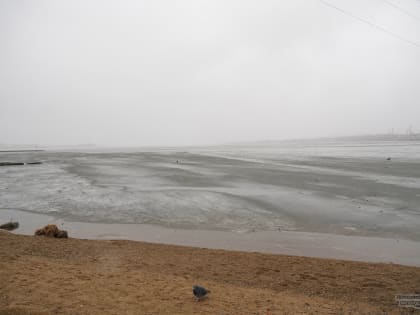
[0,161,291,232]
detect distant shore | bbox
[0,150,44,153]
[1,230,419,314]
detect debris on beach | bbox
[193,285,210,301]
[0,222,19,231]
[0,162,24,166]
[35,224,68,238]
[0,161,43,166]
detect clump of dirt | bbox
[34,224,68,238]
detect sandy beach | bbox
[1,231,420,314]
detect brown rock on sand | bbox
[34,224,68,238]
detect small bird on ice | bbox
[193,285,210,301]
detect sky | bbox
[1,0,420,147]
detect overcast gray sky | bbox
[1,0,420,146]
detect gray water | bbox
[1,140,420,240]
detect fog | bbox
[1,0,419,147]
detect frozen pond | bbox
[1,140,420,241]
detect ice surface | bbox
[1,140,420,240]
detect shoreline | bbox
[2,208,420,267]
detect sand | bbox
[1,231,419,315]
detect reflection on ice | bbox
[1,141,420,240]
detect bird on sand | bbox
[193,285,210,300]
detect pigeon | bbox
[193,285,210,300]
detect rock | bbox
[386,157,392,161]
[35,224,68,238]
[0,222,19,231]
[56,230,68,238]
